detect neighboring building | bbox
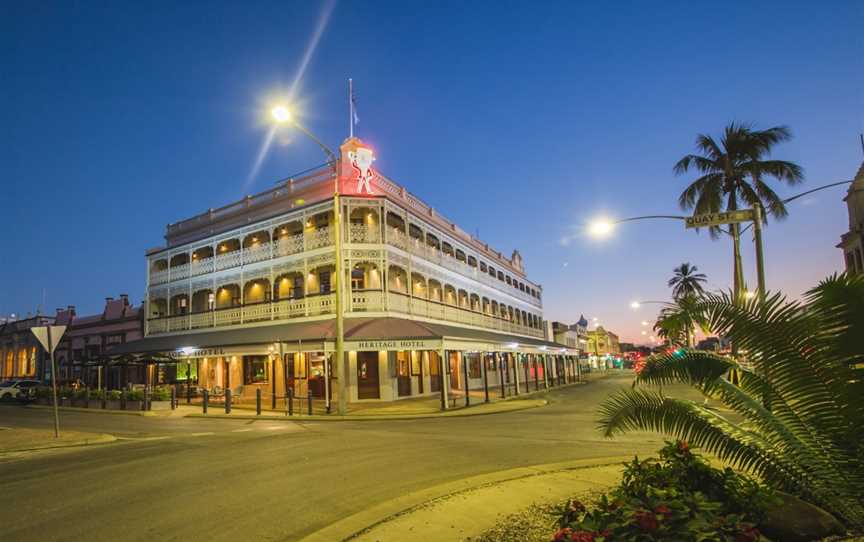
[0,314,55,381]
[838,162,864,274]
[552,315,588,351]
[53,295,144,388]
[586,326,620,357]
[111,137,578,406]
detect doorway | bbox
[397,351,411,397]
[429,351,440,392]
[448,351,460,390]
[357,351,380,399]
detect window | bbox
[497,271,504,281]
[479,262,487,272]
[488,266,496,277]
[243,356,268,384]
[486,354,497,371]
[319,271,331,294]
[467,354,482,379]
[351,268,365,290]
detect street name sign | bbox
[685,210,755,229]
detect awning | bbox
[107,317,571,355]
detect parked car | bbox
[0,380,43,401]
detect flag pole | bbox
[348,78,353,139]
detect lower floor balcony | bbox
[147,290,544,339]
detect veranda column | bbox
[439,347,449,411]
[512,352,520,396]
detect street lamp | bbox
[270,103,346,416]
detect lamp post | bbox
[271,106,347,416]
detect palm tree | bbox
[668,262,707,299]
[652,293,708,347]
[598,274,864,528]
[674,123,803,300]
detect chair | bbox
[231,385,244,404]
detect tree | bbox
[598,274,864,528]
[653,294,708,347]
[674,123,803,299]
[668,262,707,299]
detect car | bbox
[0,380,43,401]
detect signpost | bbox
[31,325,67,438]
[684,209,755,229]
[685,208,765,300]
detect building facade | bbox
[838,163,864,274]
[113,137,577,407]
[586,326,620,356]
[53,295,144,388]
[0,314,54,381]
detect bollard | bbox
[307,389,312,416]
[101,390,107,410]
[256,388,262,415]
[186,381,191,404]
[121,389,127,410]
[170,386,177,410]
[202,389,208,414]
[84,387,90,409]
[288,388,294,416]
[482,356,489,403]
[225,389,232,414]
[499,359,506,399]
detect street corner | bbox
[0,426,117,456]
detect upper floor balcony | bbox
[148,204,541,308]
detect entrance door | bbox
[429,352,440,392]
[448,352,460,390]
[357,352,380,399]
[397,352,411,397]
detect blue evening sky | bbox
[2,1,862,342]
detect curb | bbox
[0,433,117,454]
[298,456,633,542]
[25,405,168,417]
[185,399,547,422]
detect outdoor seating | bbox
[232,385,244,403]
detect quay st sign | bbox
[685,209,755,229]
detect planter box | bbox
[150,400,171,411]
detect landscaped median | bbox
[299,456,631,542]
[0,426,116,455]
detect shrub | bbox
[552,442,774,541]
[150,387,170,401]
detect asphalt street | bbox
[0,373,686,541]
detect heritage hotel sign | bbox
[685,209,755,229]
[353,339,440,351]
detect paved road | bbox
[0,373,683,541]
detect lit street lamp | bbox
[270,104,346,415]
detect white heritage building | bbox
[114,138,579,410]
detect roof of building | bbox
[106,317,567,356]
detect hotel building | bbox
[112,137,578,409]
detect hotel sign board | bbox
[348,339,442,351]
[685,210,755,229]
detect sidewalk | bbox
[0,426,116,454]
[301,457,629,542]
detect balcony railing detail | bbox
[215,250,242,271]
[190,257,214,276]
[275,234,304,257]
[244,244,271,264]
[349,224,380,244]
[170,264,190,281]
[146,291,542,338]
[306,226,333,250]
[150,269,169,285]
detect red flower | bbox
[654,504,672,516]
[552,527,573,541]
[569,531,596,542]
[634,510,659,531]
[677,440,689,452]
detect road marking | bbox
[231,428,253,433]
[261,425,288,430]
[189,432,215,437]
[116,436,171,441]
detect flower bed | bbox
[550,441,776,542]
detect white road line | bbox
[189,432,215,437]
[231,428,253,433]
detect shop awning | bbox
[107,317,571,355]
